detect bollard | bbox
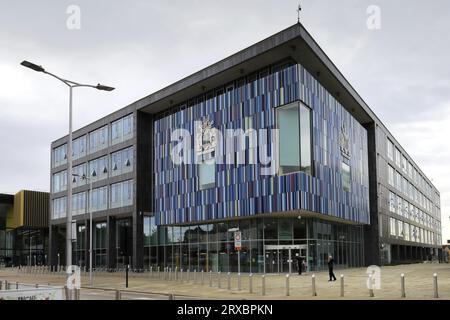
[249,273,253,294]
[433,273,439,299]
[340,275,344,297]
[115,290,121,300]
[201,270,204,285]
[75,288,80,300]
[209,270,212,287]
[16,282,19,290]
[5,280,9,290]
[157,266,160,279]
[150,266,153,278]
[180,268,184,282]
[64,286,70,300]
[175,267,178,281]
[312,274,317,297]
[227,272,231,290]
[286,274,290,296]
[261,275,266,296]
[194,269,197,283]
[0,281,2,290]
[368,274,374,297]
[218,271,221,288]
[400,274,406,298]
[35,284,39,288]
[168,293,175,300]
[169,268,172,281]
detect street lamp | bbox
[21,60,114,271]
[73,170,96,286]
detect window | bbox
[111,114,134,145]
[199,162,215,190]
[388,165,395,186]
[389,192,396,213]
[387,139,394,160]
[402,155,407,173]
[52,170,67,193]
[404,223,410,241]
[341,162,351,192]
[52,197,67,219]
[395,171,402,191]
[111,147,134,177]
[398,221,404,238]
[395,148,401,167]
[89,156,108,182]
[323,119,328,166]
[72,192,86,216]
[72,164,87,188]
[89,125,108,153]
[72,135,86,160]
[53,144,67,167]
[89,186,108,212]
[111,180,134,208]
[390,218,396,236]
[277,101,312,175]
[397,197,403,217]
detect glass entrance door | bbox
[265,250,278,273]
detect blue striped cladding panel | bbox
[154,64,370,225]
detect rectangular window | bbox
[402,155,407,173]
[387,139,394,160]
[52,197,67,219]
[398,221,404,238]
[111,180,134,208]
[90,186,108,212]
[323,119,328,166]
[72,135,86,160]
[395,148,401,167]
[397,197,402,217]
[278,103,300,175]
[72,192,86,216]
[111,114,134,145]
[404,223,410,241]
[89,125,109,153]
[389,192,396,213]
[341,162,351,192]
[390,218,396,236]
[111,147,134,177]
[396,171,402,191]
[89,156,109,182]
[199,163,215,190]
[72,164,87,188]
[388,165,395,186]
[277,101,312,175]
[52,170,67,193]
[52,144,67,168]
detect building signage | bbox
[195,117,217,157]
[234,231,242,251]
[0,288,64,300]
[340,124,350,158]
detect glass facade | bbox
[143,217,364,273]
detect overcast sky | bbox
[0,0,449,242]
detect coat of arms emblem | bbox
[340,124,350,158]
[196,117,217,156]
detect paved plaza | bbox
[1,263,449,300]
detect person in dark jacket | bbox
[296,254,303,275]
[328,255,336,281]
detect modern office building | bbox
[0,191,49,266]
[48,23,442,272]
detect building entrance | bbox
[264,244,307,274]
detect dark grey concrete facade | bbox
[49,23,442,269]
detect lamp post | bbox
[20,60,114,271]
[73,171,96,286]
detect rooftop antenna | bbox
[297,3,302,24]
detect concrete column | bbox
[84,218,90,269]
[107,216,116,269]
[133,211,144,269]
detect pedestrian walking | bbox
[328,255,336,281]
[295,254,303,275]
